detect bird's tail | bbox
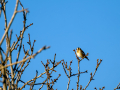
[85,56,89,60]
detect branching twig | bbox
[84,59,102,90]
[0,46,50,70]
[20,55,62,89]
[30,70,38,90]
[62,60,73,90]
[73,49,89,90]
[0,0,19,46]
[114,82,120,90]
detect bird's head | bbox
[76,47,81,51]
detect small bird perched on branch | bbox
[76,47,89,60]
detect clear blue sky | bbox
[0,0,120,90]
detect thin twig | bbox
[0,0,19,46]
[0,46,50,70]
[114,82,120,90]
[13,0,27,71]
[84,59,102,90]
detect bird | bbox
[76,47,89,60]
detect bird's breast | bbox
[76,51,83,58]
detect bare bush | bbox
[0,0,119,90]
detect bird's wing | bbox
[81,49,85,55]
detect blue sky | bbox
[0,0,120,90]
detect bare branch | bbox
[0,46,50,70]
[0,0,19,46]
[84,59,102,90]
[114,83,120,90]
